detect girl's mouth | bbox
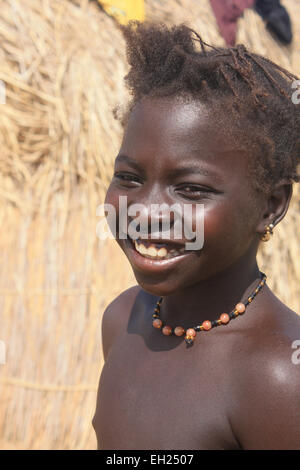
[123,235,195,274]
[133,238,186,260]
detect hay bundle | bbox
[0,0,129,209]
[0,0,299,450]
[0,0,135,450]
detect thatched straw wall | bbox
[0,0,299,450]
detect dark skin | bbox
[92,96,300,450]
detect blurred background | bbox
[0,0,299,450]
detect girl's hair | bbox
[118,21,300,194]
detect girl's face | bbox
[105,97,264,295]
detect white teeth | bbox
[133,240,184,259]
[148,246,158,257]
[157,247,168,257]
[138,243,148,255]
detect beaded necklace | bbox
[152,272,267,347]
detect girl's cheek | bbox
[192,202,225,231]
[199,203,240,248]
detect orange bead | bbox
[235,302,246,314]
[162,325,172,336]
[202,320,212,331]
[186,328,196,337]
[220,313,230,324]
[153,318,162,329]
[174,326,185,337]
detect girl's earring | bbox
[260,223,274,242]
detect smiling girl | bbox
[92,22,300,450]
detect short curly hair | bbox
[117,21,300,194]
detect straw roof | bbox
[0,0,299,450]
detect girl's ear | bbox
[256,183,293,236]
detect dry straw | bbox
[0,0,299,450]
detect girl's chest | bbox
[93,333,237,450]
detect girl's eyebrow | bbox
[115,154,143,172]
[168,165,223,182]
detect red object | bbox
[210,0,255,46]
[202,320,212,331]
[153,318,162,329]
[235,302,246,313]
[162,325,172,336]
[220,313,230,324]
[186,328,196,337]
[174,326,185,336]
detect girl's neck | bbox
[159,254,261,328]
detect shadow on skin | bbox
[127,289,185,352]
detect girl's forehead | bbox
[122,96,248,162]
[128,96,210,133]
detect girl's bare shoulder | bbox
[229,290,300,448]
[101,285,154,360]
[236,287,300,373]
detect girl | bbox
[92,22,300,450]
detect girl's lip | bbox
[132,236,186,249]
[123,237,194,274]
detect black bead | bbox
[185,338,193,345]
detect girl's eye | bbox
[113,172,142,185]
[176,184,212,199]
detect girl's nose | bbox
[128,201,176,237]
